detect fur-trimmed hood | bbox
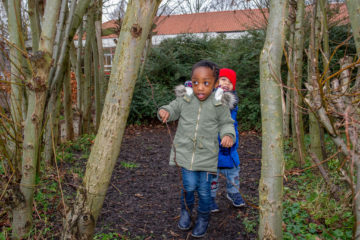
[174,85,238,109]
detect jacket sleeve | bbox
[217,105,235,142]
[157,97,182,122]
[231,106,239,148]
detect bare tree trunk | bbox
[75,24,84,135]
[44,91,62,165]
[284,70,291,138]
[48,0,68,86]
[319,0,330,80]
[28,0,41,52]
[11,1,62,238]
[346,0,360,88]
[50,0,92,99]
[44,0,91,165]
[62,1,162,238]
[258,0,288,238]
[7,0,25,173]
[343,3,360,237]
[92,31,101,131]
[94,0,106,116]
[43,0,68,167]
[319,0,330,160]
[292,0,305,165]
[308,1,323,162]
[44,88,62,166]
[138,37,152,80]
[82,8,95,134]
[346,0,360,55]
[63,59,74,141]
[286,18,294,140]
[283,0,295,139]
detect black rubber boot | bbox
[191,211,210,238]
[178,206,193,230]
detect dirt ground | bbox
[94,122,261,240]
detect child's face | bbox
[191,66,216,101]
[218,77,233,91]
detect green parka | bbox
[158,85,235,173]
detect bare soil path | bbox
[95,123,261,240]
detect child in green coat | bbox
[158,60,235,238]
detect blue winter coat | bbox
[217,93,240,168]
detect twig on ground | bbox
[111,183,122,195]
[0,171,14,201]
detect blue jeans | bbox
[181,168,214,213]
[211,166,240,197]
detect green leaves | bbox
[283,138,354,240]
[120,161,139,169]
[129,32,266,129]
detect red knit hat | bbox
[219,68,236,90]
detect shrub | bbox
[128,32,266,130]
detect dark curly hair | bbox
[191,60,220,82]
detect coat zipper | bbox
[190,102,202,170]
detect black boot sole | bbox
[191,232,206,238]
[178,223,192,231]
[191,224,209,238]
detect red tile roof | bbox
[328,3,349,26]
[100,8,268,39]
[153,8,267,35]
[99,3,348,39]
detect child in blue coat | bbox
[210,68,245,212]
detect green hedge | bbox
[129,32,265,130]
[128,25,356,130]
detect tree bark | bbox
[75,24,84,135]
[44,88,62,166]
[11,1,62,238]
[318,0,329,160]
[292,0,305,165]
[345,0,360,88]
[82,8,95,134]
[258,0,288,238]
[63,59,74,141]
[44,91,62,165]
[92,32,101,131]
[319,0,330,80]
[28,0,41,52]
[308,1,323,162]
[43,0,69,167]
[62,1,162,238]
[7,0,25,174]
[286,15,294,139]
[94,0,106,117]
[138,37,152,80]
[48,0,68,87]
[346,0,360,56]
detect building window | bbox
[103,47,115,73]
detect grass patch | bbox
[120,161,139,169]
[283,134,353,239]
[0,133,97,238]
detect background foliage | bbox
[128,24,356,130]
[129,32,266,130]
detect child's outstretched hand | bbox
[159,109,170,123]
[221,135,234,148]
